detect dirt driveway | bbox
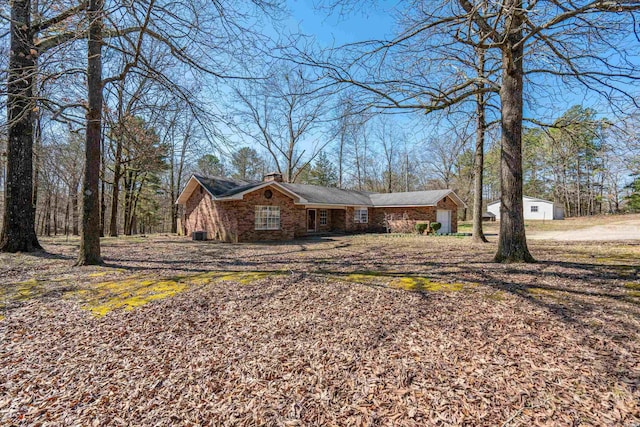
[528,216,640,241]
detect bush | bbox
[430,222,442,234]
[415,222,429,234]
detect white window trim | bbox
[531,205,539,213]
[319,209,328,225]
[354,208,368,224]
[255,205,280,230]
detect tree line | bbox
[1,0,639,264]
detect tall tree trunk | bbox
[53,189,58,236]
[44,190,51,236]
[64,196,70,236]
[100,125,106,237]
[76,0,104,265]
[109,149,122,236]
[472,47,488,243]
[109,81,125,237]
[71,180,79,235]
[33,113,41,212]
[123,169,132,235]
[494,1,535,263]
[0,0,42,252]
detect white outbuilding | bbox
[487,196,564,220]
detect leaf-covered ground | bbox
[1,233,639,425]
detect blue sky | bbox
[286,0,396,46]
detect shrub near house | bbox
[176,173,465,242]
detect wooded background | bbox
[1,0,639,240]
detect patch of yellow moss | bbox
[526,287,553,295]
[79,271,281,316]
[0,278,42,302]
[485,291,506,301]
[339,272,468,293]
[88,272,108,278]
[80,278,187,316]
[217,271,273,284]
[625,283,640,298]
[390,277,465,292]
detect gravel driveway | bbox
[528,217,640,241]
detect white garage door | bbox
[436,210,451,234]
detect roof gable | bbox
[219,181,303,202]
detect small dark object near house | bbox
[192,231,207,241]
[482,211,496,222]
[430,222,442,234]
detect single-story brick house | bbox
[176,173,465,242]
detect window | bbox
[354,208,368,223]
[255,206,280,230]
[319,209,328,225]
[531,205,539,213]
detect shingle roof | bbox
[181,175,464,207]
[194,175,260,197]
[369,189,453,207]
[280,183,373,206]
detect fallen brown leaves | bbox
[1,234,639,425]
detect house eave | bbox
[295,202,356,209]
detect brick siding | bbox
[184,183,459,242]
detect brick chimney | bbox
[263,172,283,183]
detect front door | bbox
[307,209,317,232]
[436,210,451,234]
